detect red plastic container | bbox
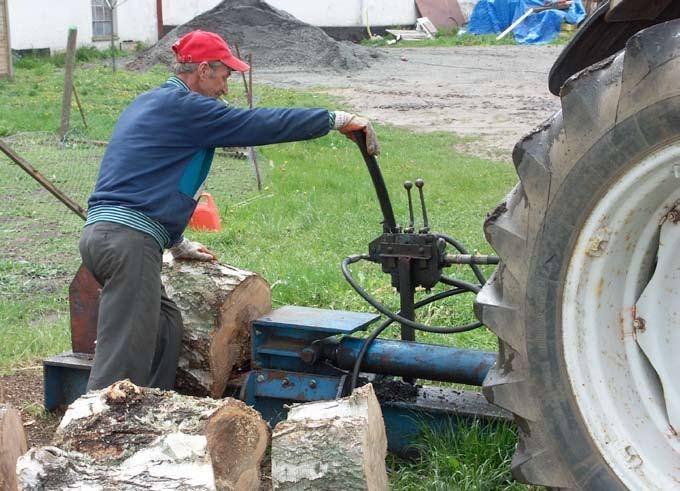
[188,193,222,231]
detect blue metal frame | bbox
[43,305,509,454]
[43,352,93,411]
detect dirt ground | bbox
[1,44,564,451]
[1,367,63,448]
[257,44,563,160]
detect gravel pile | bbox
[128,0,381,72]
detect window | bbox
[92,0,114,38]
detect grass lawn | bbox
[0,52,539,489]
[362,27,575,48]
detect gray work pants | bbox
[79,222,183,391]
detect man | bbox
[79,30,380,391]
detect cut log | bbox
[16,380,270,491]
[0,404,28,491]
[161,254,272,397]
[207,401,270,490]
[271,384,388,491]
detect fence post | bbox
[60,27,78,140]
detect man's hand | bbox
[333,111,380,156]
[170,238,217,262]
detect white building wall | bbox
[8,0,158,52]
[116,1,157,44]
[265,0,417,27]
[163,0,221,26]
[7,0,419,53]
[9,0,95,51]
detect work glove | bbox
[333,110,381,156]
[170,237,217,262]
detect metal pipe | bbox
[443,253,500,265]
[335,337,496,386]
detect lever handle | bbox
[404,181,414,232]
[415,179,429,232]
[352,130,398,233]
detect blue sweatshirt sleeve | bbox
[173,92,332,148]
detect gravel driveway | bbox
[258,45,564,160]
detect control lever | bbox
[415,179,429,233]
[352,130,398,233]
[404,181,414,233]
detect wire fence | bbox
[0,110,263,300]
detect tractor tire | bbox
[476,20,680,490]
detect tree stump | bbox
[161,255,272,397]
[16,380,270,491]
[271,384,389,490]
[0,404,28,491]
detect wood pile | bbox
[161,254,272,397]
[0,404,27,491]
[271,384,389,490]
[15,380,269,491]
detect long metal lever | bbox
[352,130,398,233]
[415,179,429,233]
[404,181,414,232]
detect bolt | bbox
[668,209,680,224]
[633,317,646,333]
[309,380,317,389]
[256,374,265,383]
[281,378,291,387]
[300,349,314,364]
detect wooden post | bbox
[0,0,12,80]
[0,139,87,219]
[156,0,164,40]
[247,54,262,191]
[72,84,88,128]
[60,27,78,140]
[234,43,250,96]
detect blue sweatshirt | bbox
[87,77,332,247]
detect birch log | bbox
[161,254,272,397]
[271,384,389,491]
[16,380,270,491]
[0,404,27,491]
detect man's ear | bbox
[197,61,211,79]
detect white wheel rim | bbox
[563,143,680,490]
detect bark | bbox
[0,404,27,491]
[16,380,270,491]
[161,254,272,397]
[271,384,388,491]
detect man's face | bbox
[196,62,232,99]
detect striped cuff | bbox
[85,205,170,250]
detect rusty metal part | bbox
[69,264,101,354]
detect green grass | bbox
[389,420,527,491]
[13,45,139,70]
[363,27,575,48]
[0,56,534,488]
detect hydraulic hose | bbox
[342,255,482,335]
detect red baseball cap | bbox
[172,30,250,72]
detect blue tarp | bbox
[468,0,585,44]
